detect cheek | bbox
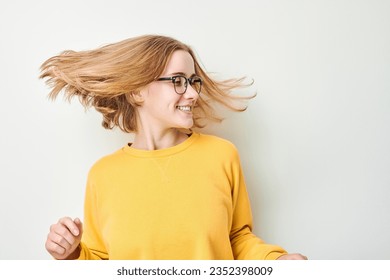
[143,84,183,110]
[148,84,175,100]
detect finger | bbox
[59,217,80,236]
[47,230,72,253]
[52,223,77,246]
[74,218,83,235]
[50,233,76,251]
[45,237,66,256]
[294,254,308,260]
[277,253,308,260]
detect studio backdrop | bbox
[0,0,389,259]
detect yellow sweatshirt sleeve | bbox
[77,172,108,260]
[229,148,287,260]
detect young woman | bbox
[41,35,307,260]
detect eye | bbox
[172,76,183,85]
[190,76,202,85]
[173,76,186,87]
[190,76,202,93]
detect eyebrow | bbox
[168,72,197,77]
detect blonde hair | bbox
[40,35,253,132]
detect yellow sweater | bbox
[78,133,287,260]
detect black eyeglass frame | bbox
[156,75,202,95]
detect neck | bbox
[132,128,189,151]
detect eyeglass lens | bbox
[173,76,202,94]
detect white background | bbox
[0,0,389,260]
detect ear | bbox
[133,91,144,103]
[125,91,144,106]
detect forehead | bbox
[163,50,195,75]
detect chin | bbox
[176,121,194,130]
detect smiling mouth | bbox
[176,105,192,112]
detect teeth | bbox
[176,106,191,112]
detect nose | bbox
[183,84,199,101]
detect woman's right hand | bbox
[45,217,83,260]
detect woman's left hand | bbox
[277,253,308,260]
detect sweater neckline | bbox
[122,132,199,158]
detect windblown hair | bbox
[40,35,254,132]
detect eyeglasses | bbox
[156,75,202,95]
